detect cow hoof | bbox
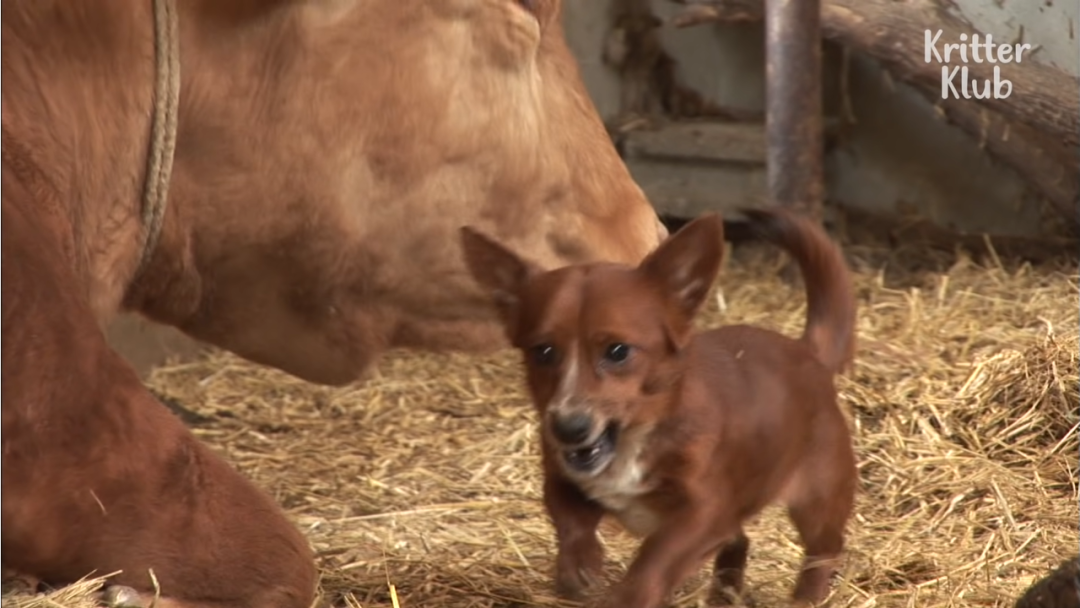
[1,571,42,594]
[100,585,146,608]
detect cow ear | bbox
[639,213,724,320]
[459,226,538,321]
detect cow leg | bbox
[2,195,317,608]
[101,584,310,608]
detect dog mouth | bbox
[560,422,619,474]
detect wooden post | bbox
[764,0,824,219]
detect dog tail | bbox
[740,207,857,374]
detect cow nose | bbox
[550,411,595,445]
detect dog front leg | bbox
[543,472,606,600]
[603,505,735,608]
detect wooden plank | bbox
[620,121,767,164]
[625,158,768,218]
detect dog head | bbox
[460,215,724,479]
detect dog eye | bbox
[603,343,632,364]
[529,343,558,366]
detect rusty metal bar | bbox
[764,0,824,219]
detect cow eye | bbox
[529,343,557,366]
[603,343,632,364]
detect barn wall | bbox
[561,0,1079,237]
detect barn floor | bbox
[4,232,1077,608]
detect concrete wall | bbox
[561,0,1079,237]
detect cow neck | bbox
[133,0,181,283]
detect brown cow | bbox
[1,1,665,606]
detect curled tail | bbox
[740,207,857,374]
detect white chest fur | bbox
[575,450,660,537]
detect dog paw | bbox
[99,585,146,608]
[708,587,751,607]
[554,546,603,600]
[591,579,668,608]
[554,568,599,601]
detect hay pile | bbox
[4,238,1076,608]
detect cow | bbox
[1,1,667,607]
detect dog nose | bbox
[550,411,595,445]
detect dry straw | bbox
[4,232,1076,608]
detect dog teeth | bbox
[573,444,600,461]
[563,439,608,470]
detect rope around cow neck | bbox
[135,0,180,281]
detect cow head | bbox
[137,0,666,384]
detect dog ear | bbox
[459,226,539,328]
[639,213,724,320]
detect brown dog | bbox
[460,207,858,607]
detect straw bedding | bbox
[3,233,1077,608]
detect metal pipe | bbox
[764,0,824,219]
